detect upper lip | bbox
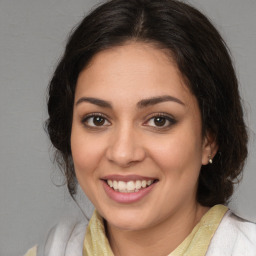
[101,174,158,182]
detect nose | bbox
[106,126,146,167]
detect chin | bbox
[103,208,154,231]
[108,218,147,231]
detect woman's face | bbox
[71,42,212,231]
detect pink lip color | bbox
[102,180,156,204]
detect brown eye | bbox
[144,114,176,129]
[82,114,111,128]
[153,117,167,127]
[93,116,105,126]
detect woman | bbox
[25,0,256,255]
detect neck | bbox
[106,203,209,256]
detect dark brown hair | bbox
[46,0,248,206]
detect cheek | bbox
[149,135,203,208]
[70,127,102,201]
[148,128,203,179]
[70,125,103,178]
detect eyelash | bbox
[81,112,177,130]
[81,113,111,129]
[143,113,177,130]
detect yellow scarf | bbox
[83,205,228,256]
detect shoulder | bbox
[207,210,256,255]
[36,215,88,256]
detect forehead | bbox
[75,42,196,108]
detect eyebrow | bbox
[137,95,185,108]
[76,97,112,108]
[75,95,184,108]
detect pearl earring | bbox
[208,155,213,164]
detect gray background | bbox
[0,0,255,255]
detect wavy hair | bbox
[46,0,248,206]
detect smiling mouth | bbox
[105,179,158,193]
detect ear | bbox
[201,132,218,165]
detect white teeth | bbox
[107,180,113,187]
[113,180,118,190]
[118,181,126,191]
[147,180,153,186]
[127,181,135,191]
[135,180,142,190]
[106,179,154,193]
